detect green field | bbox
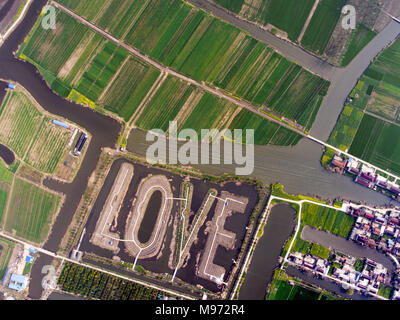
[292,225,313,254]
[301,0,347,54]
[215,0,316,41]
[75,42,128,102]
[25,117,72,173]
[135,77,238,135]
[53,0,329,126]
[302,203,355,238]
[0,161,13,184]
[228,109,279,145]
[349,115,400,175]
[0,90,43,157]
[135,76,195,131]
[266,269,340,300]
[325,38,400,175]
[99,57,160,121]
[0,184,9,228]
[289,203,353,259]
[23,262,33,276]
[133,76,304,146]
[214,0,245,14]
[18,10,161,121]
[227,110,302,145]
[310,243,330,259]
[4,178,61,243]
[0,237,14,280]
[180,93,238,133]
[341,24,376,66]
[0,162,13,223]
[327,105,364,151]
[378,285,392,299]
[0,88,73,174]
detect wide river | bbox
[0,0,399,300]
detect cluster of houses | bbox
[289,252,329,274]
[330,155,400,201]
[346,206,400,256]
[333,257,387,296]
[289,251,388,296]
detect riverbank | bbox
[0,0,122,299]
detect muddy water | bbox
[0,143,14,165]
[138,190,163,244]
[128,129,392,206]
[301,226,394,272]
[238,203,297,300]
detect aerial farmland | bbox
[213,0,392,66]
[325,37,400,176]
[18,1,330,141]
[0,86,89,181]
[2,0,400,305]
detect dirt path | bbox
[297,0,320,43]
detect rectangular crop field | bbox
[327,105,364,151]
[21,10,93,76]
[98,57,160,121]
[267,270,323,300]
[349,115,400,175]
[179,92,238,133]
[0,183,10,224]
[19,9,160,120]
[216,0,316,41]
[0,161,13,184]
[53,0,330,126]
[135,76,195,132]
[0,90,43,157]
[75,42,128,102]
[301,0,347,54]
[4,178,61,243]
[301,203,355,238]
[228,109,302,145]
[25,117,73,173]
[341,24,376,67]
[0,88,74,174]
[58,262,168,300]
